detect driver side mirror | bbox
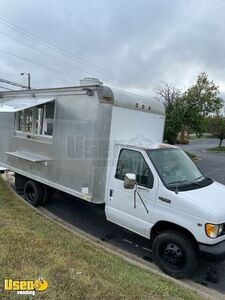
[124,173,136,189]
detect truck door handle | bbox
[109,189,113,197]
[158,196,171,204]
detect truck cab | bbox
[106,141,225,278]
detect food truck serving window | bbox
[15,101,55,137]
[0,97,55,138]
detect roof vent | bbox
[80,77,103,86]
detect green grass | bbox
[207,146,225,152]
[0,177,203,300]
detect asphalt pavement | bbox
[43,138,225,295]
[181,138,225,184]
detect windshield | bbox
[147,148,211,191]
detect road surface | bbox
[181,138,225,184]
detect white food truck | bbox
[0,77,225,278]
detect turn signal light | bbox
[205,224,219,238]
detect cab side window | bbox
[115,149,154,189]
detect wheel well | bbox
[150,221,198,248]
[14,173,27,194]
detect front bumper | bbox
[199,239,225,261]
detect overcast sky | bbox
[0,0,225,97]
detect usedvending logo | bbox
[4,278,48,296]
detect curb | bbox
[3,175,225,300]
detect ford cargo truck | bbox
[0,77,225,278]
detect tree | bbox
[183,72,223,136]
[154,82,181,106]
[208,116,225,147]
[164,99,185,144]
[155,73,223,144]
[154,82,184,144]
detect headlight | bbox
[205,223,224,238]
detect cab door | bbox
[105,147,159,238]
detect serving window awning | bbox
[0,97,55,112]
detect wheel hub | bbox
[163,243,183,265]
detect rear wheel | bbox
[42,185,53,205]
[23,180,44,207]
[152,230,198,278]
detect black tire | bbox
[23,180,44,207]
[152,230,198,278]
[41,185,53,205]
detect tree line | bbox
[155,72,225,147]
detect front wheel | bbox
[152,230,198,278]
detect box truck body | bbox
[0,78,164,203]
